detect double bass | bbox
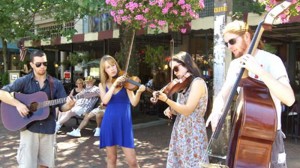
[207,1,293,167]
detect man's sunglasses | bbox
[173,64,182,72]
[35,62,47,67]
[225,36,240,47]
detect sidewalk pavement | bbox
[1,117,300,168]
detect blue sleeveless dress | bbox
[100,87,134,148]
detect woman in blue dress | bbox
[98,55,146,168]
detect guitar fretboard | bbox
[37,92,99,109]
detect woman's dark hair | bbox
[172,51,201,77]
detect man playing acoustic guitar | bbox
[0,50,75,168]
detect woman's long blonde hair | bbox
[99,55,121,88]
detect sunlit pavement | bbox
[0,117,170,168]
[1,117,300,168]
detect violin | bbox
[113,70,142,91]
[150,74,193,103]
[163,75,193,97]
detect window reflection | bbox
[89,13,112,32]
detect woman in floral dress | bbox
[152,51,209,167]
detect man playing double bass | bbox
[206,20,295,168]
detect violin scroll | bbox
[113,70,141,91]
[150,92,160,104]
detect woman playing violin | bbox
[98,55,146,168]
[152,51,209,167]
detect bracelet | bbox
[164,97,169,103]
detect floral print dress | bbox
[167,77,209,168]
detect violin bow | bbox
[168,39,175,115]
[163,39,175,92]
[170,38,175,81]
[124,29,136,74]
[150,38,175,103]
[207,0,293,152]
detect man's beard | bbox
[37,70,46,76]
[234,40,248,58]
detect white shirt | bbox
[223,49,289,130]
[76,85,100,111]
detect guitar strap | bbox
[48,76,56,117]
[48,75,54,100]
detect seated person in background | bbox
[57,78,85,120]
[67,103,106,137]
[70,78,85,96]
[56,76,100,132]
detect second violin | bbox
[151,51,210,167]
[150,74,193,103]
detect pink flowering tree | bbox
[106,0,205,33]
[259,0,300,23]
[105,0,205,71]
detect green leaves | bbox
[0,0,103,42]
[0,0,104,72]
[144,45,166,70]
[233,0,265,14]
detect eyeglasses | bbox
[225,36,240,47]
[34,62,47,68]
[173,64,182,73]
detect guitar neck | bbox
[41,97,67,108]
[126,78,154,93]
[38,92,99,108]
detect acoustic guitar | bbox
[0,91,99,131]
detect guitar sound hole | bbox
[29,102,38,112]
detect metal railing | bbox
[199,0,214,17]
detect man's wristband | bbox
[164,97,169,103]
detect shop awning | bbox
[0,41,19,52]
